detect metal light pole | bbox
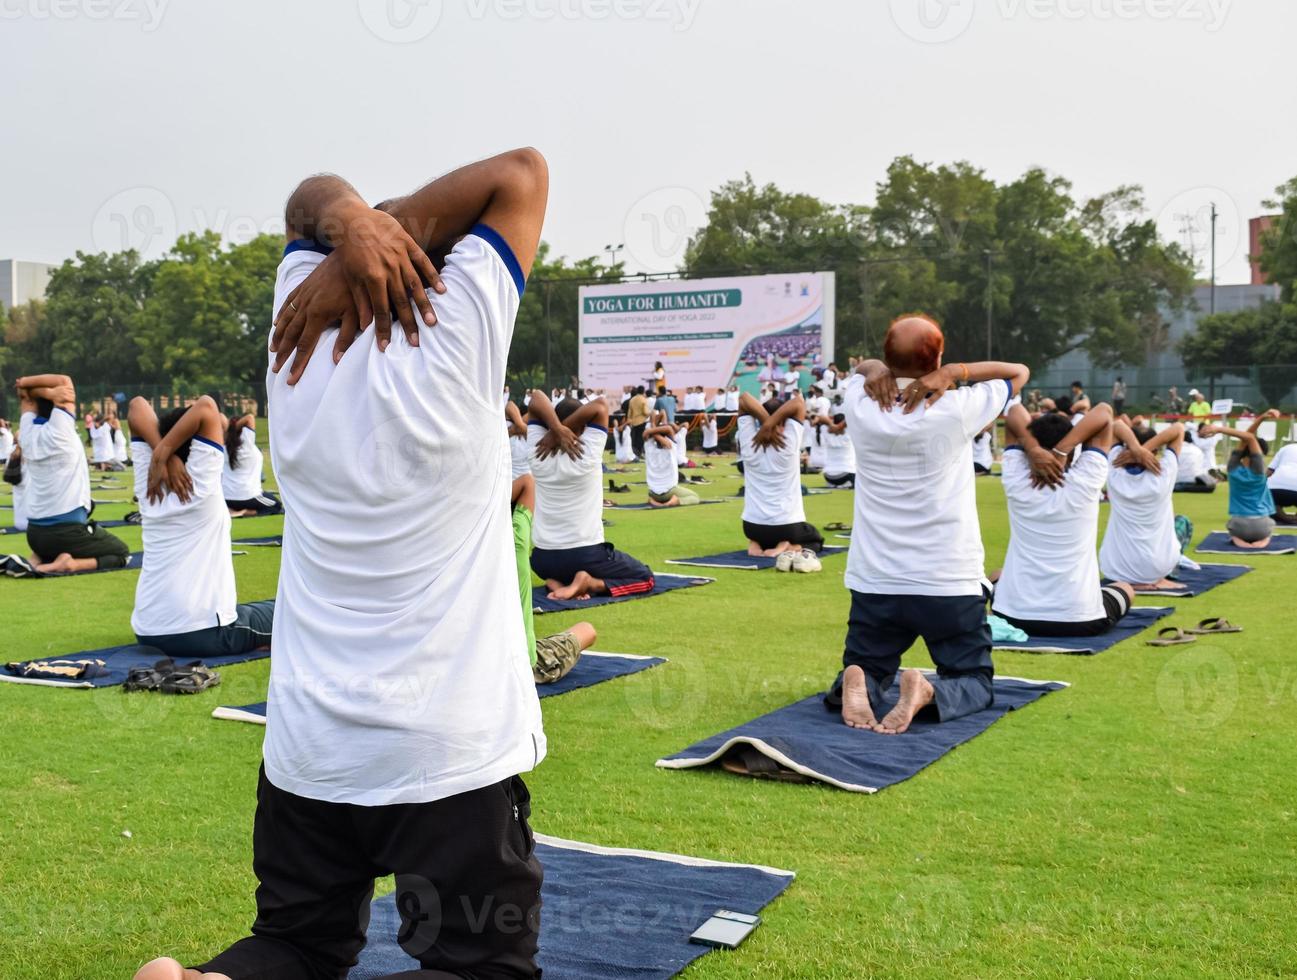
[984,250,994,359]
[1209,203,1218,315]
[604,243,624,267]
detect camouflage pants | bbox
[534,631,582,685]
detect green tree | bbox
[1179,301,1297,406]
[135,231,282,395]
[1259,177,1297,303]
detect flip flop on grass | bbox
[1186,618,1243,635]
[823,522,851,532]
[1146,627,1197,647]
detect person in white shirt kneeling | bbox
[128,396,275,659]
[1100,420,1184,591]
[992,403,1136,637]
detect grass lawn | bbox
[2,437,1295,979]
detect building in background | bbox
[0,259,54,312]
[1250,215,1280,286]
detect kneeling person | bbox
[1100,420,1184,590]
[17,374,130,575]
[644,413,700,507]
[527,390,655,600]
[993,403,1135,637]
[737,392,823,568]
[129,396,274,657]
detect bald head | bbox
[883,315,944,377]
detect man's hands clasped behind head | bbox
[272,207,446,385]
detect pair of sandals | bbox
[823,522,851,532]
[607,480,631,494]
[1147,618,1243,647]
[123,658,221,694]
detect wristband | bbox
[959,363,970,382]
[1052,447,1070,458]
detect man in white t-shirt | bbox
[992,403,1136,637]
[1174,438,1215,493]
[644,415,700,508]
[526,389,654,601]
[14,375,130,576]
[506,400,533,478]
[724,385,740,413]
[972,421,995,475]
[700,412,721,455]
[110,417,131,467]
[87,413,121,470]
[0,418,13,461]
[810,411,855,487]
[736,392,823,569]
[1100,421,1184,589]
[783,365,801,397]
[828,316,1030,736]
[136,149,550,980]
[127,396,275,658]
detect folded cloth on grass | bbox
[533,573,712,614]
[0,641,270,689]
[349,834,794,980]
[992,606,1173,654]
[1103,563,1251,597]
[657,673,1067,793]
[1195,531,1297,555]
[666,546,848,570]
[606,500,727,511]
[212,653,669,723]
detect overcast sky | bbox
[3,0,1292,284]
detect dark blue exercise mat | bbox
[1103,563,1252,598]
[348,834,795,980]
[992,606,1173,654]
[0,641,271,689]
[0,551,143,578]
[532,573,713,614]
[657,673,1068,794]
[211,653,669,724]
[605,499,728,511]
[1196,531,1297,555]
[666,546,848,571]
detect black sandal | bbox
[124,658,174,692]
[159,660,222,695]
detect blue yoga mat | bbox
[532,573,712,614]
[658,674,1068,793]
[1103,563,1251,597]
[349,835,794,979]
[232,535,283,547]
[992,606,1173,654]
[0,641,270,689]
[1196,531,1297,555]
[606,499,727,511]
[212,653,668,723]
[667,546,848,570]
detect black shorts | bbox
[742,520,825,553]
[530,542,655,596]
[26,520,130,569]
[823,471,854,487]
[994,585,1132,638]
[195,768,541,979]
[1272,488,1297,509]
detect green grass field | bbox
[2,439,1295,979]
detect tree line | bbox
[8,157,1292,406]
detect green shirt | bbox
[512,504,537,667]
[1188,401,1212,419]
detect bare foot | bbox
[1231,536,1271,550]
[134,957,231,980]
[34,552,79,574]
[547,570,598,601]
[746,541,765,556]
[762,541,794,557]
[1134,579,1178,591]
[877,669,935,735]
[840,665,878,730]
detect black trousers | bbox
[226,492,284,516]
[530,542,655,596]
[742,519,825,553]
[135,600,275,658]
[26,519,129,568]
[827,590,994,723]
[196,768,542,980]
[630,423,646,457]
[1272,488,1297,509]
